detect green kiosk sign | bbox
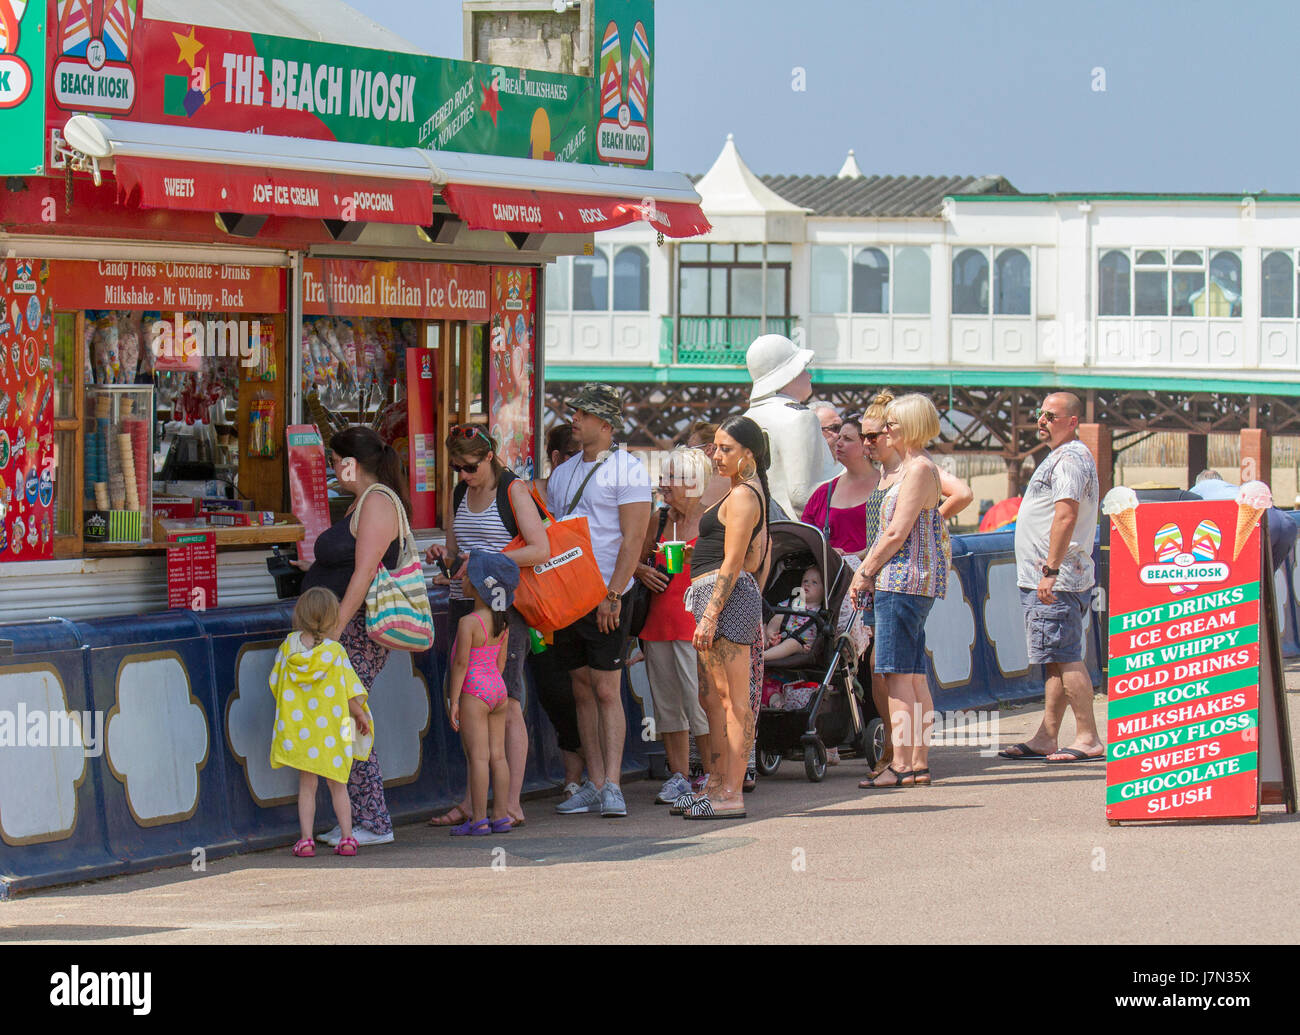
[0,0,47,174]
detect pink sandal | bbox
[335,836,358,856]
[292,838,315,857]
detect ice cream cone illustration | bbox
[1232,481,1272,561]
[1102,486,1141,564]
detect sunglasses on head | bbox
[451,424,493,448]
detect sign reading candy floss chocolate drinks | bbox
[1103,493,1291,820]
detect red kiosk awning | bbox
[440,183,711,238]
[114,156,434,226]
[62,115,711,242]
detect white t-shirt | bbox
[547,447,652,593]
[1014,439,1099,592]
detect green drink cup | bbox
[661,541,686,575]
[528,627,548,654]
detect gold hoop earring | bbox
[740,459,757,481]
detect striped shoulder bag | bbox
[349,484,435,652]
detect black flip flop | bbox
[1044,747,1106,763]
[998,742,1048,760]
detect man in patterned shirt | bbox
[1000,392,1106,763]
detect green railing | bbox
[660,316,800,365]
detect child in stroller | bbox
[763,564,824,663]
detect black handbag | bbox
[626,508,671,639]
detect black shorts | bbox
[551,591,635,673]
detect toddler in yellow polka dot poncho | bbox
[271,587,374,857]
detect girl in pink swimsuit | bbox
[447,551,519,836]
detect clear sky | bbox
[346,0,1293,193]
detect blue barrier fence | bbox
[2,515,1296,896]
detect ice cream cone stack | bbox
[1232,505,1266,561]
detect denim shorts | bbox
[872,590,937,674]
[1020,587,1089,664]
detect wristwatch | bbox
[1041,564,1060,578]
[605,589,621,603]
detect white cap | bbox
[747,334,814,402]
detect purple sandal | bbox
[450,818,492,837]
[490,817,514,833]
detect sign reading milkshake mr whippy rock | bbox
[1104,497,1273,819]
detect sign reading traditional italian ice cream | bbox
[1104,494,1271,819]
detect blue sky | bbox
[348,0,1291,193]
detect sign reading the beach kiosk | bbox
[1104,498,1264,820]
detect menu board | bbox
[286,425,331,565]
[167,530,218,611]
[0,256,54,562]
[1105,499,1265,820]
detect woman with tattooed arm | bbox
[676,416,771,820]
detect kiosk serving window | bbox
[42,260,289,554]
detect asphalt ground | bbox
[1,667,1297,946]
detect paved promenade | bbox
[2,669,1297,945]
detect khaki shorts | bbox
[642,638,709,736]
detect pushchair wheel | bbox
[755,749,782,777]
[804,738,827,782]
[855,716,886,767]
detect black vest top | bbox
[691,483,765,578]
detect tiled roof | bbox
[747,174,1019,218]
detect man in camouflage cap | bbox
[565,382,625,432]
[547,382,651,817]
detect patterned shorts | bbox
[685,571,763,645]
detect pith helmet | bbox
[747,334,814,401]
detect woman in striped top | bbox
[425,426,550,828]
[849,395,952,788]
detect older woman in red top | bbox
[635,446,715,805]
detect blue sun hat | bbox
[466,550,519,611]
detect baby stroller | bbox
[754,520,883,782]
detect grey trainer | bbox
[555,779,601,814]
[600,782,627,818]
[656,772,691,804]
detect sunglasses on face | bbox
[823,422,843,435]
[863,431,883,443]
[451,457,485,475]
[1035,409,1059,424]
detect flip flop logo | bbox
[51,0,138,115]
[58,0,135,63]
[595,18,651,165]
[0,0,33,109]
[1141,520,1227,592]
